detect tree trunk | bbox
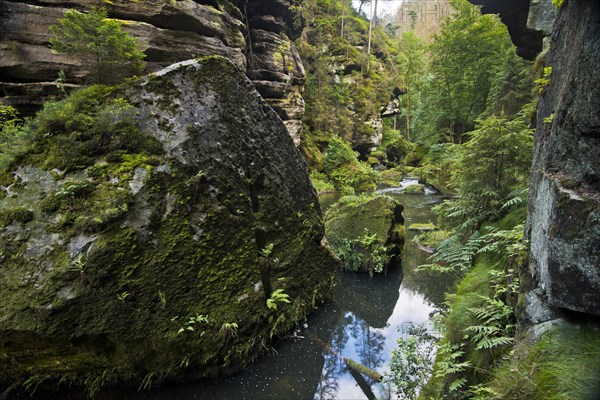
[406,91,411,140]
[341,0,345,37]
[366,0,377,72]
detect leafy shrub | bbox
[389,323,437,400]
[332,228,387,274]
[323,137,377,193]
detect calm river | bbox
[49,180,451,400]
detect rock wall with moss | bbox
[0,0,305,143]
[524,0,600,320]
[0,56,338,391]
[470,0,600,325]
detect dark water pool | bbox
[56,185,451,400]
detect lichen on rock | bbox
[0,56,338,391]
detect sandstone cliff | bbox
[0,0,305,143]
[0,56,337,389]
[473,0,600,325]
[524,0,600,321]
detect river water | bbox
[88,181,452,400]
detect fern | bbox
[464,295,515,352]
[266,288,290,310]
[418,231,484,273]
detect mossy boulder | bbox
[380,169,405,187]
[324,195,404,274]
[403,183,425,194]
[0,56,338,391]
[408,223,436,231]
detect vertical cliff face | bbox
[470,0,600,325]
[524,0,600,321]
[0,0,305,142]
[246,0,306,146]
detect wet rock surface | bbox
[0,56,337,387]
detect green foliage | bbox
[0,106,32,170]
[388,323,437,399]
[434,114,533,227]
[332,227,387,274]
[323,137,377,193]
[299,0,407,178]
[379,126,410,165]
[219,322,239,339]
[28,86,162,173]
[323,136,356,172]
[309,170,335,193]
[266,289,291,311]
[177,314,211,335]
[414,229,451,249]
[413,0,532,144]
[481,323,600,399]
[535,66,553,94]
[116,291,129,302]
[417,231,484,274]
[421,209,526,397]
[50,7,145,85]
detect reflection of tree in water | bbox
[313,313,350,400]
[355,319,385,378]
[314,312,387,399]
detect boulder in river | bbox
[403,184,425,194]
[0,56,338,390]
[325,195,404,274]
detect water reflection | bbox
[80,188,449,400]
[334,266,403,328]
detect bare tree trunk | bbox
[366,0,378,72]
[341,0,345,37]
[406,91,411,140]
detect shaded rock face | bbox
[353,117,383,158]
[246,0,306,146]
[525,0,600,318]
[0,57,337,386]
[468,0,544,59]
[325,195,405,274]
[0,0,305,142]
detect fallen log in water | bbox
[343,357,383,382]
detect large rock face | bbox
[0,0,305,142]
[468,0,544,59]
[325,195,405,274]
[246,0,306,146]
[525,0,600,318]
[0,56,337,387]
[469,0,600,323]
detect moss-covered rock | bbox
[324,195,404,274]
[403,183,425,194]
[408,223,436,231]
[379,169,405,187]
[0,56,338,391]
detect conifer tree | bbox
[50,7,145,85]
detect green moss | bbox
[379,168,404,187]
[403,183,425,194]
[0,207,34,226]
[408,223,436,231]
[414,229,450,249]
[0,56,338,393]
[325,194,403,273]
